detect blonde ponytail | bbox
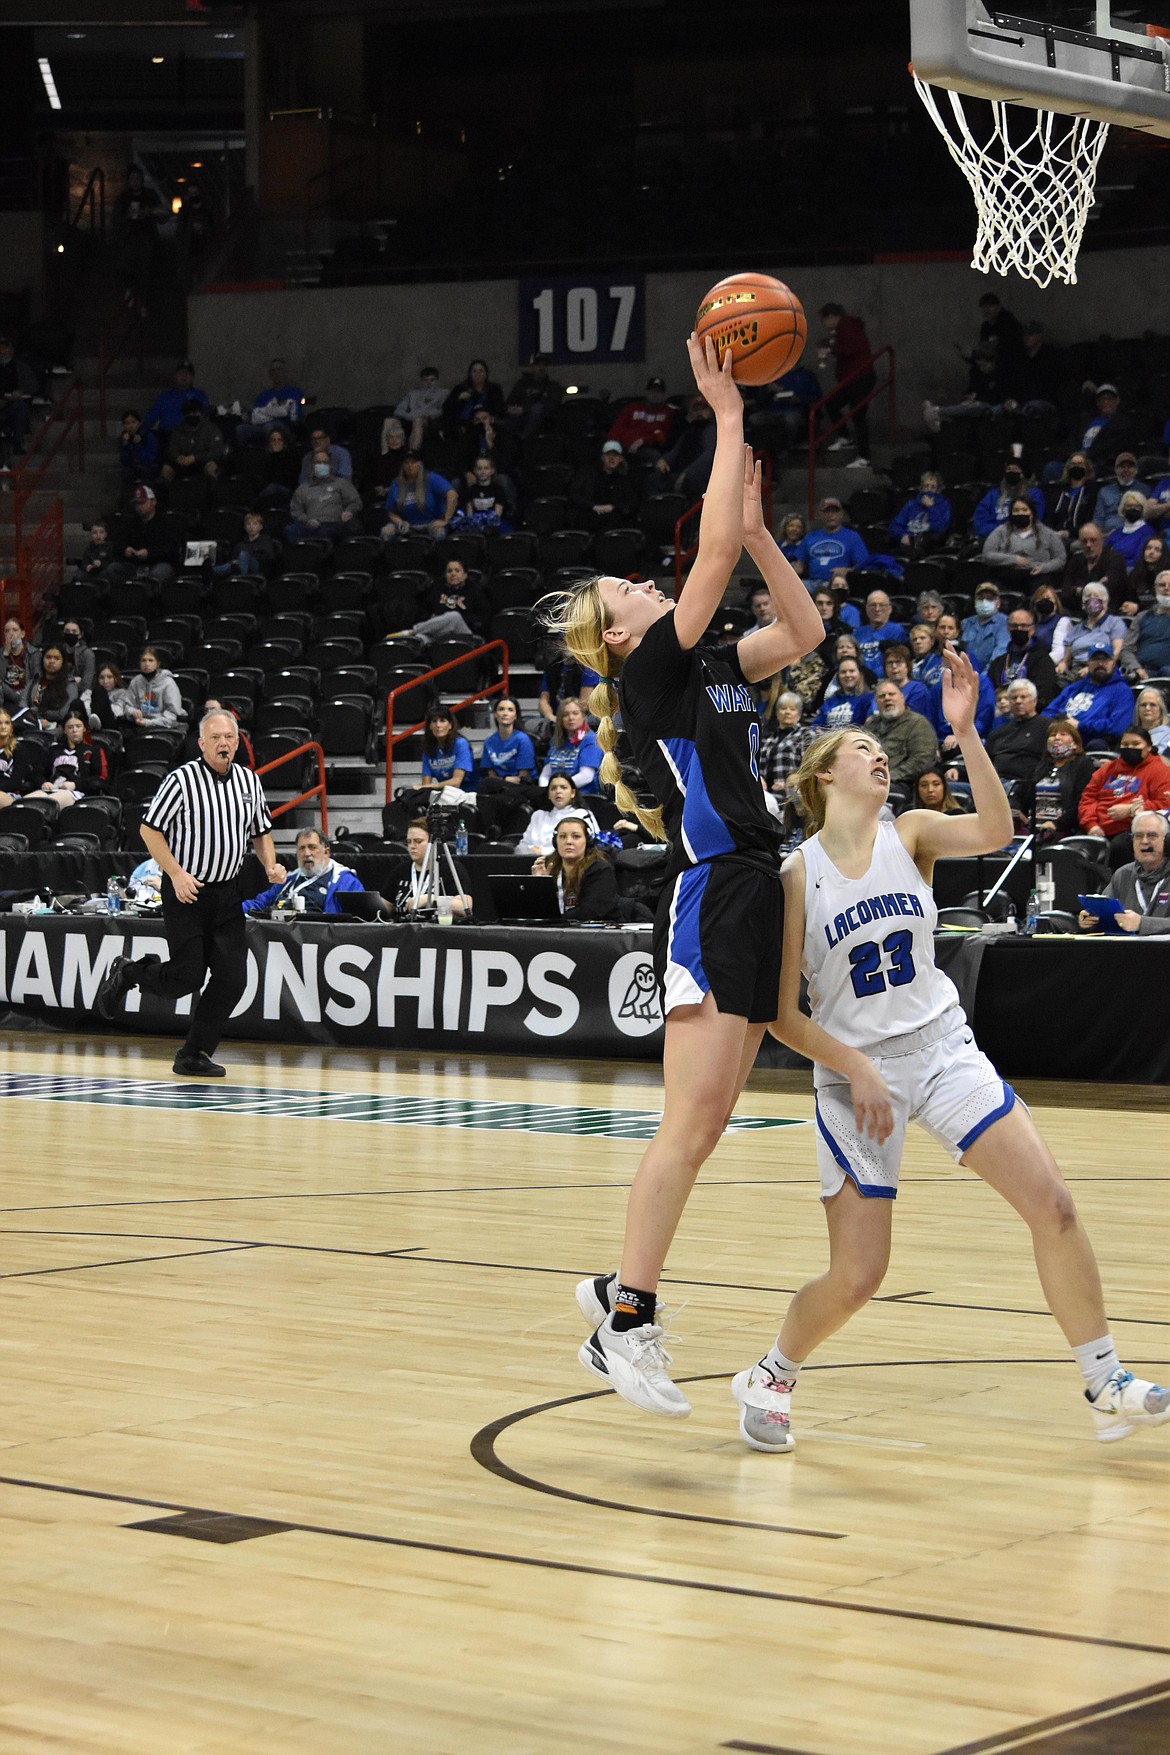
[793,728,852,834]
[537,579,666,842]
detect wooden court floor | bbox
[0,1031,1168,1755]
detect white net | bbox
[913,77,1111,288]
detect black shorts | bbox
[652,859,784,1022]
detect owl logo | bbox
[608,953,662,1037]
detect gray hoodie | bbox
[126,666,184,726]
[288,473,362,526]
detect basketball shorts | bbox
[653,859,783,1022]
[812,1007,1017,1200]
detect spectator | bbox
[241,426,300,507]
[778,512,806,562]
[1078,726,1170,864]
[1093,453,1149,535]
[1079,811,1170,935]
[381,452,457,540]
[455,455,516,532]
[1062,520,1129,604]
[1003,318,1063,416]
[807,631,869,715]
[818,301,874,465]
[387,557,486,646]
[235,356,304,445]
[880,643,932,717]
[387,818,472,918]
[1053,582,1127,676]
[1128,536,1170,610]
[531,814,622,922]
[537,650,598,731]
[812,656,874,729]
[916,590,945,629]
[1121,572,1170,682]
[927,659,996,751]
[569,440,640,531]
[1134,686,1170,754]
[126,646,184,727]
[855,588,906,672]
[1047,642,1136,742]
[457,404,520,479]
[792,495,870,582]
[649,393,716,500]
[299,424,353,483]
[119,409,159,480]
[516,774,601,856]
[375,417,409,493]
[961,582,1010,671]
[915,613,959,689]
[605,375,677,460]
[161,398,224,485]
[1104,493,1156,572]
[85,661,134,729]
[58,618,96,696]
[505,353,564,440]
[986,678,1051,782]
[759,688,814,796]
[395,365,448,451]
[972,462,1045,538]
[35,706,109,810]
[908,621,936,676]
[109,484,182,589]
[987,605,1059,706]
[981,497,1066,579]
[975,290,1027,386]
[539,696,603,792]
[864,679,939,787]
[0,335,37,463]
[286,457,362,543]
[443,359,505,431]
[242,826,362,915]
[0,705,45,804]
[1143,457,1170,527]
[1044,452,1098,543]
[78,520,113,582]
[218,510,282,579]
[1019,717,1095,841]
[811,584,854,649]
[914,768,969,814]
[20,644,78,729]
[922,340,1004,430]
[142,361,208,442]
[888,470,951,554]
[2,616,39,711]
[744,362,821,451]
[1077,382,1140,468]
[419,706,474,797]
[476,694,538,838]
[112,166,161,312]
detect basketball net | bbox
[912,75,1110,288]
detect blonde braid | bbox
[536,580,666,843]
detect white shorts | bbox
[812,1007,1016,1201]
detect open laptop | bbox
[488,874,561,924]
[336,890,392,922]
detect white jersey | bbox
[800,820,961,1052]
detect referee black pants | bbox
[129,877,248,1057]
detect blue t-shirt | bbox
[422,734,474,781]
[855,621,906,672]
[391,473,453,525]
[481,728,536,778]
[813,691,874,730]
[541,728,604,792]
[142,385,209,436]
[795,527,870,581]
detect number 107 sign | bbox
[518,274,645,366]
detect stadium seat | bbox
[317,695,374,756]
[115,767,167,809]
[593,528,643,576]
[541,529,593,570]
[490,608,538,665]
[212,574,263,616]
[50,796,122,847]
[324,665,377,697]
[486,531,541,572]
[267,574,318,614]
[321,573,372,613]
[123,732,182,771]
[524,496,569,536]
[487,567,541,612]
[0,800,55,848]
[255,695,315,736]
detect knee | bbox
[1043,1186,1080,1236]
[833,1256,888,1309]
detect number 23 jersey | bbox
[799,819,960,1050]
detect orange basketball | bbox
[694,272,806,386]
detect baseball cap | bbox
[1086,639,1113,656]
[1095,382,1119,396]
[602,440,623,454]
[820,496,843,511]
[132,484,156,508]
[1115,451,1137,466]
[177,359,195,373]
[646,375,666,391]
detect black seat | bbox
[593,528,643,576]
[490,608,537,665]
[115,767,167,808]
[306,636,364,671]
[123,732,182,771]
[254,695,315,735]
[0,800,55,848]
[51,796,123,847]
[321,572,371,613]
[324,664,377,697]
[486,531,541,572]
[212,573,263,616]
[525,496,569,536]
[487,567,541,612]
[253,729,314,781]
[317,694,373,756]
[382,665,434,725]
[268,574,319,614]
[540,529,593,569]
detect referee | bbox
[97,709,286,1076]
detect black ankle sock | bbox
[611,1281,656,1332]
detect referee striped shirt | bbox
[142,758,273,884]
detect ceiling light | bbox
[66,32,85,40]
[172,196,182,215]
[152,56,165,65]
[56,243,65,253]
[38,57,62,111]
[191,161,202,169]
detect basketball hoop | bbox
[912,75,1110,288]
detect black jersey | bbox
[618,613,779,878]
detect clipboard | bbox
[1077,894,1124,935]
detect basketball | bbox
[694,272,806,385]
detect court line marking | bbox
[0,1244,259,1281]
[0,1466,1166,1660]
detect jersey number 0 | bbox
[848,929,917,999]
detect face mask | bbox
[1083,597,1104,615]
[1155,592,1170,609]
[1009,627,1031,648]
[1123,508,1142,525]
[1119,746,1145,767]
[1004,473,1023,490]
[313,463,330,478]
[1048,742,1073,759]
[1068,466,1086,482]
[1034,599,1055,621]
[184,414,201,430]
[1010,513,1032,529]
[62,631,78,647]
[975,598,997,618]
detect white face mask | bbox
[1155,592,1170,609]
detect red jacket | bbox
[831,313,873,382]
[1077,751,1170,837]
[606,399,677,452]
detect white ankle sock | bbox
[1073,1334,1120,1400]
[763,1344,802,1383]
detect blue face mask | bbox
[975,599,997,618]
[313,462,330,478]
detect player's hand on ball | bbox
[687,331,740,418]
[850,1061,894,1144]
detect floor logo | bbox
[608,952,662,1037]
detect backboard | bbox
[910,3,1170,138]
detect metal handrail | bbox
[256,738,329,838]
[805,345,896,518]
[70,166,106,236]
[673,449,774,596]
[383,639,509,801]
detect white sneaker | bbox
[922,398,941,434]
[827,435,851,452]
[731,1361,796,1452]
[575,1272,616,1327]
[578,1317,691,1418]
[845,456,870,469]
[1086,1368,1170,1443]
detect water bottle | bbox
[106,876,121,916]
[1006,899,1019,934]
[455,815,468,858]
[1024,887,1040,937]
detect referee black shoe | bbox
[95,955,135,1021]
[172,1051,226,1078]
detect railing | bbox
[70,166,105,237]
[256,739,329,838]
[384,640,510,801]
[806,346,896,518]
[0,375,85,629]
[673,449,774,596]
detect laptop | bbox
[337,890,392,921]
[488,874,561,924]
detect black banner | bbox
[0,917,666,1058]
